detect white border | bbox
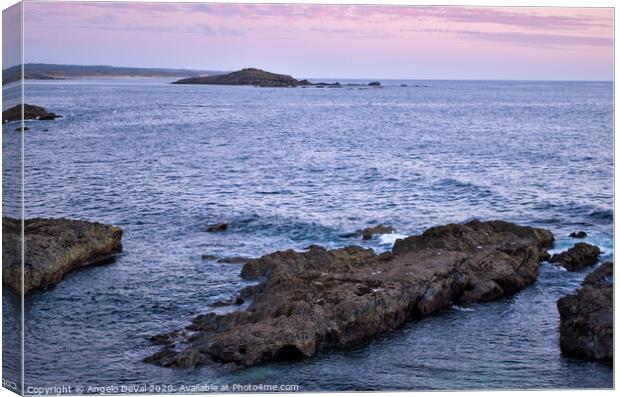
[0,2,616,397]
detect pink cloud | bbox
[20,2,614,80]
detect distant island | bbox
[172,68,382,88]
[173,68,310,87]
[2,64,384,88]
[2,63,227,85]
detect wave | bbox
[378,233,408,246]
[528,202,612,228]
[255,190,294,195]
[200,213,349,246]
[589,209,613,224]
[433,178,495,199]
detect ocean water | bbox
[2,78,613,391]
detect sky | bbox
[9,2,615,80]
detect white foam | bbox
[548,237,613,258]
[378,233,408,246]
[452,305,475,312]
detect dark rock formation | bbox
[557,262,613,365]
[14,126,29,131]
[144,220,553,368]
[173,68,310,87]
[368,81,381,87]
[2,104,61,124]
[550,243,600,271]
[206,223,228,232]
[361,224,395,240]
[2,217,123,294]
[569,231,587,239]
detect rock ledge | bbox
[2,217,123,294]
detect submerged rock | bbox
[569,231,587,239]
[217,256,249,264]
[2,104,61,124]
[557,262,613,365]
[201,254,248,264]
[206,223,228,232]
[361,224,395,240]
[341,224,396,240]
[144,220,553,368]
[313,82,341,87]
[550,243,600,271]
[2,217,123,294]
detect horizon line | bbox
[7,62,614,83]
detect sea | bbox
[2,78,614,391]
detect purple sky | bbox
[15,2,615,80]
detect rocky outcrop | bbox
[569,231,587,239]
[361,224,395,240]
[173,68,310,87]
[550,243,600,271]
[557,262,613,365]
[2,217,123,294]
[2,104,61,124]
[144,220,553,368]
[368,81,381,87]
